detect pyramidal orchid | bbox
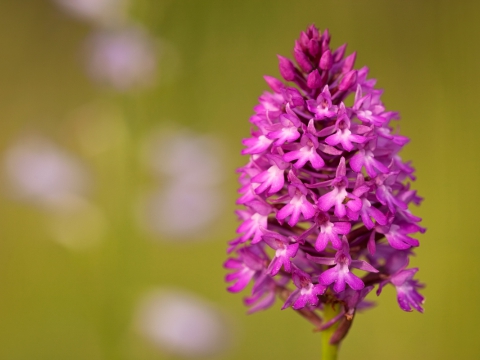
[225,25,425,358]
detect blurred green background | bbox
[0,0,477,359]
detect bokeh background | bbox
[0,0,477,359]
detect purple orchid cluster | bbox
[225,25,425,337]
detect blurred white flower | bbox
[138,128,227,240]
[143,129,225,187]
[138,185,223,240]
[134,288,232,358]
[85,26,158,91]
[3,136,106,251]
[4,135,90,209]
[54,0,129,24]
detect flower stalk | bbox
[321,303,341,360]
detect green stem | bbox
[321,303,340,360]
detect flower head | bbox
[225,24,425,342]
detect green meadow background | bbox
[0,0,477,359]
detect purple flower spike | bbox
[317,158,362,218]
[262,232,299,276]
[306,86,338,120]
[325,104,368,151]
[225,247,265,293]
[251,164,286,195]
[377,262,425,313]
[244,277,277,313]
[241,133,273,155]
[236,210,268,244]
[312,240,378,293]
[315,211,351,251]
[392,268,425,313]
[227,24,425,343]
[282,268,326,310]
[276,189,315,227]
[382,223,421,250]
[266,111,301,146]
[350,142,389,178]
[283,135,325,170]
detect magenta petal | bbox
[309,151,325,170]
[319,267,338,285]
[344,272,364,290]
[225,272,241,282]
[318,191,337,212]
[224,258,241,269]
[334,222,351,234]
[267,257,283,276]
[329,233,342,249]
[307,254,336,266]
[276,204,293,221]
[227,270,254,293]
[334,202,347,218]
[350,260,379,273]
[386,236,415,250]
[319,49,333,70]
[287,207,301,226]
[325,133,341,147]
[292,295,308,310]
[241,135,272,155]
[281,289,300,310]
[315,233,329,251]
[332,277,346,293]
[350,152,364,173]
[361,210,375,229]
[346,197,362,212]
[301,201,316,219]
[397,292,414,312]
[391,269,418,286]
[246,291,276,314]
[286,242,299,256]
[369,206,387,225]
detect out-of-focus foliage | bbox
[0,0,478,359]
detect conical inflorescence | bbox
[225,25,425,341]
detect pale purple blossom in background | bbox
[138,129,226,240]
[54,0,129,24]
[3,135,89,208]
[144,129,225,187]
[139,185,223,239]
[3,135,106,251]
[134,289,233,358]
[85,26,158,91]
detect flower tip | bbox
[307,69,322,89]
[277,55,296,81]
[333,43,347,62]
[342,51,357,73]
[293,48,313,73]
[263,75,284,93]
[319,49,333,70]
[339,70,357,91]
